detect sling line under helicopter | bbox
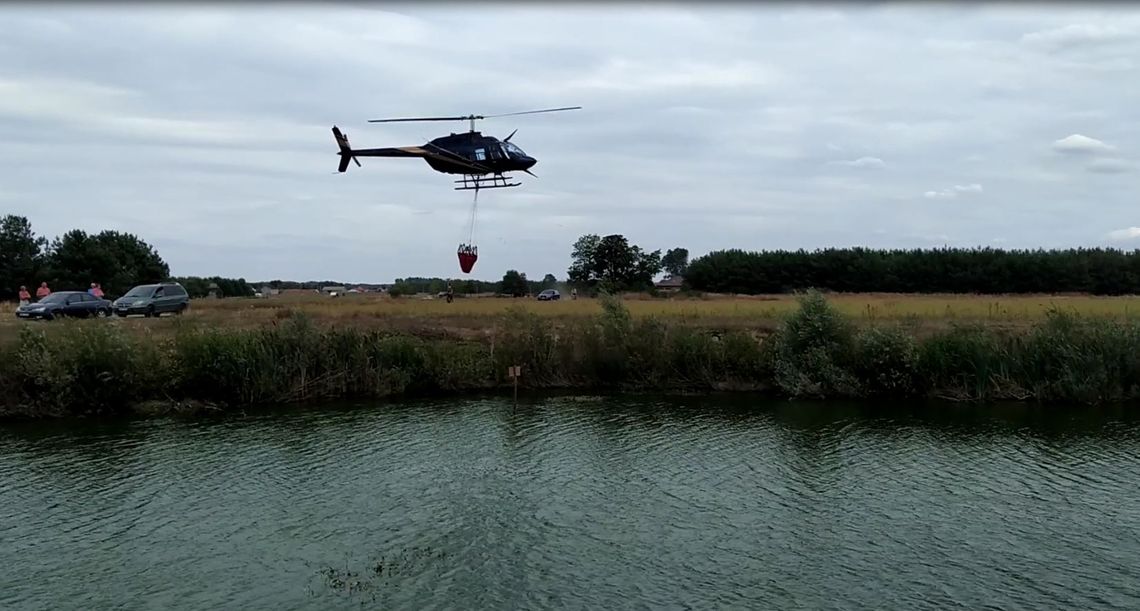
[457,186,480,274]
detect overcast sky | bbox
[2,3,1139,283]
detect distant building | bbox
[321,286,347,296]
[655,275,684,292]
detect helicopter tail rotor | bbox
[332,125,361,173]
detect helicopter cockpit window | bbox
[502,141,526,157]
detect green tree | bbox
[0,214,47,297]
[682,246,1140,296]
[567,233,662,292]
[662,247,689,277]
[541,273,558,288]
[46,229,169,298]
[567,234,602,287]
[500,269,528,296]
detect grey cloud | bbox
[1086,158,1135,174]
[1020,23,1139,51]
[3,5,1140,282]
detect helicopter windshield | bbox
[501,141,527,158]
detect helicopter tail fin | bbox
[332,125,360,173]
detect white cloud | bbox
[924,184,983,200]
[1052,133,1116,155]
[832,156,886,169]
[1107,227,1140,241]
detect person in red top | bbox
[35,282,50,299]
[18,285,31,306]
[89,282,104,298]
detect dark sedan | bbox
[15,291,113,320]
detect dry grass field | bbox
[4,291,1140,345]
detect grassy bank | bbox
[2,291,1140,419]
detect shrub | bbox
[768,290,861,398]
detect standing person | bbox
[36,282,50,299]
[93,283,104,299]
[18,285,31,306]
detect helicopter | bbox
[330,106,580,191]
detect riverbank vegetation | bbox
[3,291,1140,419]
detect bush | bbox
[767,290,861,398]
[853,326,922,397]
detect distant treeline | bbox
[387,274,559,297]
[171,276,255,299]
[258,280,367,291]
[252,275,561,297]
[684,247,1140,295]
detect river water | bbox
[2,394,1140,610]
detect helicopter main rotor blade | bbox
[366,107,580,124]
[482,106,581,118]
[367,115,475,123]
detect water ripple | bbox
[3,397,1140,609]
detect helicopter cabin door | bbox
[483,143,505,162]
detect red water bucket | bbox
[457,244,478,274]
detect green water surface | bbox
[2,395,1139,609]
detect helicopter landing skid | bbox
[454,174,520,191]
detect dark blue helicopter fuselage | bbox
[425,131,537,175]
